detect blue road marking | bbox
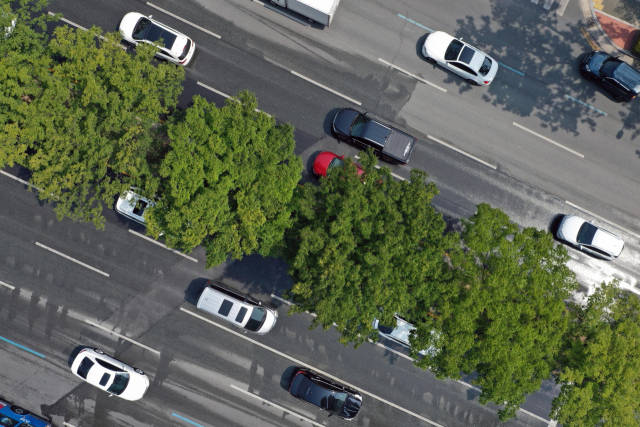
[565,94,608,116]
[497,62,525,77]
[0,335,45,358]
[172,413,205,427]
[397,14,434,32]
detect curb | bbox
[579,0,640,62]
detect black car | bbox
[331,107,416,165]
[580,51,640,102]
[289,369,362,420]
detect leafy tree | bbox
[0,21,184,229]
[409,203,578,420]
[551,281,640,427]
[146,91,302,268]
[280,150,456,347]
[0,0,59,168]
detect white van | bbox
[197,281,278,335]
[372,315,438,356]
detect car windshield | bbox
[244,307,266,332]
[612,63,640,93]
[576,222,598,245]
[133,18,151,40]
[327,157,345,171]
[329,392,348,414]
[349,114,370,138]
[107,373,130,395]
[0,416,19,427]
[445,39,464,61]
[77,357,94,379]
[478,56,492,76]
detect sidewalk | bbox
[579,0,640,64]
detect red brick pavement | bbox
[596,11,639,51]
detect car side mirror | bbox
[459,37,463,41]
[578,244,583,250]
[148,15,153,18]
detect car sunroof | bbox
[458,46,475,65]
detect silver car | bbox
[422,31,499,86]
[372,315,437,356]
[556,215,624,260]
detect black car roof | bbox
[293,374,333,408]
[140,19,178,48]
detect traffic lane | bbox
[155,304,553,427]
[0,173,210,337]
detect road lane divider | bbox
[378,58,447,92]
[128,230,198,262]
[146,2,221,39]
[48,12,127,50]
[427,135,497,169]
[566,201,640,239]
[512,122,585,158]
[0,280,15,290]
[396,14,434,32]
[180,307,444,427]
[290,70,362,105]
[171,413,207,427]
[35,242,110,277]
[230,384,323,427]
[197,82,270,116]
[84,320,160,355]
[353,155,407,180]
[0,335,46,358]
[564,94,607,116]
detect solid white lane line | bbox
[0,280,15,290]
[229,385,323,427]
[519,407,552,423]
[180,307,444,427]
[378,58,447,93]
[63,423,77,427]
[370,340,414,361]
[565,201,640,239]
[128,230,198,262]
[84,320,160,355]
[196,82,270,116]
[146,3,221,39]
[35,242,110,277]
[456,379,481,392]
[48,12,127,50]
[543,0,554,10]
[290,70,362,106]
[557,0,570,16]
[427,135,497,170]
[271,294,294,305]
[197,81,231,99]
[0,170,42,191]
[354,155,407,180]
[513,123,584,158]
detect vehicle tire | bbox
[94,348,104,354]
[425,56,437,64]
[466,79,479,86]
[133,367,144,375]
[614,96,625,103]
[270,0,277,5]
[11,406,29,416]
[581,71,592,81]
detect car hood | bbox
[557,215,583,244]
[585,51,609,74]
[118,374,149,401]
[424,31,455,61]
[592,229,624,257]
[333,108,359,135]
[119,12,144,38]
[255,308,277,334]
[479,55,499,82]
[338,395,362,419]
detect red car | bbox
[312,151,364,178]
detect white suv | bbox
[197,281,278,334]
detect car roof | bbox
[197,283,255,327]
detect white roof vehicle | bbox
[119,12,195,66]
[372,315,437,356]
[556,214,624,260]
[115,189,154,225]
[422,31,498,86]
[197,281,278,335]
[71,348,149,401]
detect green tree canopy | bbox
[0,21,184,229]
[409,203,578,420]
[552,281,640,427]
[281,150,456,347]
[146,92,302,268]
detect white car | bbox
[422,31,498,86]
[71,348,149,401]
[115,189,154,225]
[372,315,437,356]
[556,215,624,260]
[119,12,195,66]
